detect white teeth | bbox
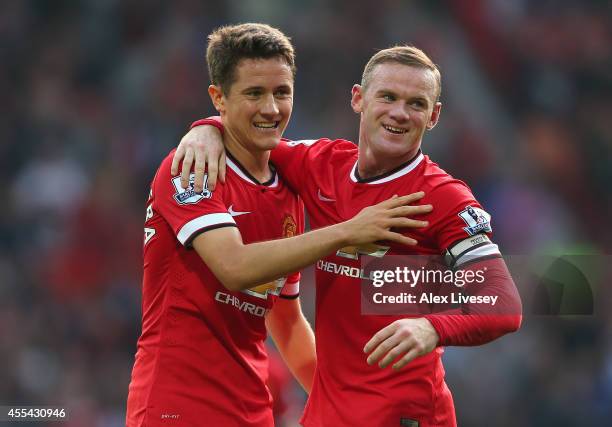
[254,122,277,129]
[383,124,406,134]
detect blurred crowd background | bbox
[1,0,611,426]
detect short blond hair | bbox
[361,45,441,100]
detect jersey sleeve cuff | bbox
[280,279,299,298]
[190,116,224,135]
[177,213,236,246]
[279,293,300,300]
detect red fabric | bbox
[126,149,304,427]
[190,117,224,134]
[425,256,522,346]
[191,118,521,427]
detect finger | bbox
[364,323,397,354]
[402,191,426,203]
[381,231,418,246]
[379,191,425,208]
[171,145,185,175]
[379,340,412,368]
[205,146,222,191]
[383,192,425,208]
[387,218,429,229]
[366,335,401,365]
[194,152,208,192]
[392,347,422,370]
[389,204,433,217]
[180,149,194,189]
[219,152,227,184]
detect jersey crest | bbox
[283,214,297,237]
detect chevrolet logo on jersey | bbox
[336,243,390,260]
[242,277,286,299]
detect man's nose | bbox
[388,103,409,122]
[260,94,279,116]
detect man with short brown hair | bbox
[126,26,428,427]
[176,43,522,426]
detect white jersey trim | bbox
[281,279,300,296]
[177,213,236,245]
[454,244,501,267]
[445,234,501,268]
[349,152,424,184]
[226,157,279,188]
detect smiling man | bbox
[126,26,431,427]
[176,45,523,426]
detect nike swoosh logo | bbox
[228,205,251,217]
[317,189,335,202]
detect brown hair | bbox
[361,45,441,101]
[206,23,296,94]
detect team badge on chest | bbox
[282,214,297,237]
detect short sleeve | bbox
[153,150,236,247]
[428,181,500,266]
[270,139,322,194]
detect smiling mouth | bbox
[382,124,407,134]
[253,121,279,129]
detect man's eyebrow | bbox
[410,96,430,104]
[241,86,263,93]
[375,90,430,104]
[374,89,397,98]
[240,84,292,93]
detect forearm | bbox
[200,222,350,291]
[194,194,426,291]
[271,315,316,393]
[266,301,316,393]
[425,257,522,346]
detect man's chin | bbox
[370,137,419,159]
[251,136,281,151]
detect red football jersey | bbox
[270,138,500,427]
[126,150,304,427]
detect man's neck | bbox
[356,144,420,180]
[224,136,273,183]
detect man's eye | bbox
[382,94,395,101]
[246,90,262,97]
[274,90,291,98]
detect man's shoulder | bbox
[418,155,474,197]
[280,137,357,154]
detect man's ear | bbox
[427,102,442,130]
[208,85,225,113]
[351,84,364,114]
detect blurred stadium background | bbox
[1,0,611,426]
